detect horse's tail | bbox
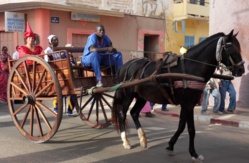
[112,89,129,134]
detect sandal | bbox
[145,112,155,118]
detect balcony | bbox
[173,0,209,21]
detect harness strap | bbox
[148,58,175,105]
[180,55,187,88]
[149,74,174,104]
[139,61,152,79]
[174,80,206,90]
[122,58,143,82]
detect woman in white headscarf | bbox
[44,35,76,115]
[44,34,66,61]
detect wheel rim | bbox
[79,92,113,129]
[7,56,62,143]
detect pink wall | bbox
[47,11,165,63]
[138,29,164,58]
[34,9,50,49]
[5,9,164,72]
[210,0,249,107]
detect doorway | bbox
[143,34,159,61]
[0,32,14,56]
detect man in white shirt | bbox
[12,45,19,59]
[218,63,236,114]
[201,78,221,114]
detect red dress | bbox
[0,53,11,102]
[18,45,43,64]
[140,101,152,113]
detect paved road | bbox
[0,107,249,163]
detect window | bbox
[199,37,206,42]
[200,0,205,6]
[174,20,186,34]
[190,0,205,6]
[184,36,194,48]
[190,0,197,4]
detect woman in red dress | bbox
[0,46,11,103]
[18,22,43,63]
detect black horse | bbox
[112,30,245,162]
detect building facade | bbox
[165,0,209,53]
[0,0,168,63]
[210,0,249,108]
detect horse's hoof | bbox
[191,155,204,162]
[140,141,147,148]
[123,144,131,149]
[166,149,175,156]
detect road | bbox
[0,108,249,163]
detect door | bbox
[144,34,159,61]
[0,32,14,56]
[72,34,90,61]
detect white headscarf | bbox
[48,34,55,44]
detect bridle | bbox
[216,37,245,70]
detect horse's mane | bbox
[185,32,225,58]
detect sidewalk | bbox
[153,104,249,129]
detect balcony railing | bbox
[173,0,209,21]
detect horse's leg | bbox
[166,106,187,155]
[130,98,147,148]
[119,107,132,149]
[186,107,205,161]
[119,112,131,149]
[118,91,135,149]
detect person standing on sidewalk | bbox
[0,46,11,103]
[150,102,168,111]
[12,45,19,59]
[140,101,155,117]
[218,63,237,114]
[201,78,221,114]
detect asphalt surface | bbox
[1,98,249,130]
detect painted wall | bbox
[0,0,168,18]
[165,18,209,54]
[0,0,168,57]
[209,0,249,108]
[0,9,164,63]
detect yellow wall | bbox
[165,17,209,54]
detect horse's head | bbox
[217,30,245,76]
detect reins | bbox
[183,57,218,68]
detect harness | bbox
[216,37,245,69]
[150,52,206,105]
[122,36,244,105]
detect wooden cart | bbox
[7,48,204,143]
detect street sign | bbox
[5,12,25,32]
[71,12,100,22]
[51,17,59,24]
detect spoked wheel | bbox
[7,56,62,143]
[79,92,113,128]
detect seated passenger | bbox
[44,35,76,115]
[65,43,76,66]
[81,24,123,87]
[44,35,66,61]
[18,22,43,64]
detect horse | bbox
[111,30,245,162]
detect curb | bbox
[155,110,249,129]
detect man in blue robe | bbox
[81,25,123,87]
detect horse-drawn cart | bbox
[7,47,204,143]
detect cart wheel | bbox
[79,92,113,129]
[7,56,63,143]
